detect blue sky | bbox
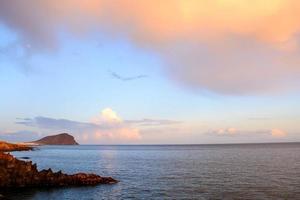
[0,1,300,144]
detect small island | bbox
[0,135,117,199]
[30,133,79,145]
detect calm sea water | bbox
[5,143,300,200]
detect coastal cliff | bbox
[0,153,117,188]
[31,133,79,145]
[0,140,117,199]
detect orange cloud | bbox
[271,129,287,138]
[3,0,297,46]
[1,0,300,94]
[114,0,300,45]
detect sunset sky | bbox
[0,0,300,144]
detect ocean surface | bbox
[5,143,300,200]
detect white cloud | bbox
[91,108,141,142]
[212,128,238,136]
[100,108,122,123]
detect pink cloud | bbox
[1,1,300,94]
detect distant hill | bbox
[32,133,79,145]
[0,141,33,152]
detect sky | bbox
[0,0,300,144]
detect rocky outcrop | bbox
[0,141,33,152]
[31,133,79,145]
[0,153,117,188]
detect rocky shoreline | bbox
[0,141,33,152]
[0,153,117,188]
[0,141,117,199]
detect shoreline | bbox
[0,141,34,152]
[0,141,117,199]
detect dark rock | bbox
[0,153,118,188]
[19,157,30,160]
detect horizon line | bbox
[75,142,300,146]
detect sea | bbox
[4,143,300,200]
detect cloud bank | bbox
[0,130,38,143]
[208,128,288,138]
[17,108,141,144]
[15,108,182,144]
[125,118,182,127]
[1,0,300,94]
